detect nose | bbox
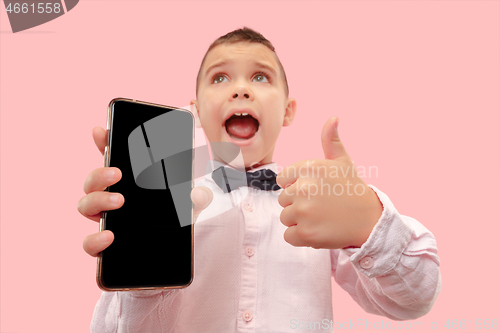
[231,84,253,101]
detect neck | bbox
[244,162,266,172]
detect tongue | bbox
[226,117,257,139]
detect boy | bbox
[79,27,441,332]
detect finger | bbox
[83,167,122,194]
[77,191,124,221]
[191,186,213,223]
[83,231,114,257]
[277,185,295,208]
[283,225,306,247]
[93,127,108,156]
[82,212,102,223]
[276,160,310,190]
[279,205,297,227]
[321,117,350,161]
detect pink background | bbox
[1,1,499,332]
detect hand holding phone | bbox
[77,165,213,257]
[78,161,212,256]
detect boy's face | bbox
[192,42,296,170]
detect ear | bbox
[190,99,202,128]
[282,98,297,127]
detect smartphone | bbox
[97,98,195,291]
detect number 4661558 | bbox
[5,3,61,14]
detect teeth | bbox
[228,112,252,119]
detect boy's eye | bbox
[211,72,270,84]
[213,74,228,84]
[253,73,269,83]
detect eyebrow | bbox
[204,59,278,78]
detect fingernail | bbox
[106,169,115,179]
[99,232,110,243]
[110,194,120,203]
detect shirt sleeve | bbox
[90,289,182,333]
[331,184,442,321]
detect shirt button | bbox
[359,256,374,269]
[242,310,253,322]
[244,204,253,212]
[245,247,255,257]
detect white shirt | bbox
[90,161,441,333]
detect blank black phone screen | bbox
[99,100,193,290]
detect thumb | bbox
[321,117,349,160]
[191,186,213,223]
[92,127,108,156]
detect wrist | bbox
[348,186,384,248]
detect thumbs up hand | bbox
[276,117,383,249]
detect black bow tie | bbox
[211,166,282,193]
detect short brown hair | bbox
[196,26,289,97]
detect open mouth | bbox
[224,112,260,141]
